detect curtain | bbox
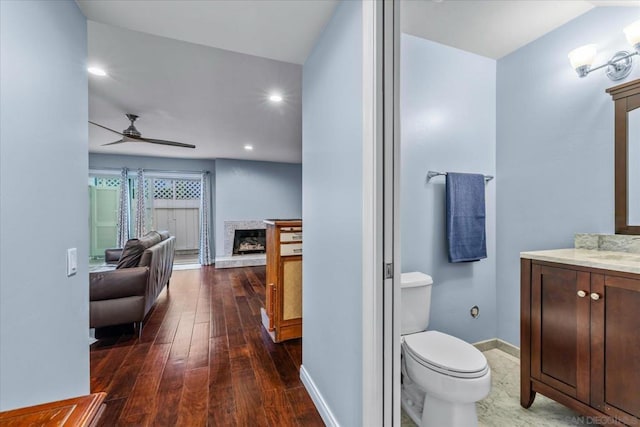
[199,171,213,265]
[116,167,130,247]
[135,168,146,238]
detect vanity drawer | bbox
[281,243,302,256]
[281,232,303,242]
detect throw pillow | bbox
[116,232,163,269]
[116,239,146,269]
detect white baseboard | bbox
[172,263,201,271]
[300,365,340,427]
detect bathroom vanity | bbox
[520,246,640,426]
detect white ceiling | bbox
[77,0,338,65]
[87,21,302,162]
[81,0,640,163]
[401,0,638,60]
[78,0,640,65]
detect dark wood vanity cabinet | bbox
[521,259,640,426]
[528,264,591,404]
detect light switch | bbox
[67,248,77,276]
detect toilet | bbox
[400,272,491,427]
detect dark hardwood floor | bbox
[90,266,324,426]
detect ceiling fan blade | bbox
[102,139,126,146]
[136,136,196,149]
[89,121,124,136]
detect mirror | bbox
[607,78,640,234]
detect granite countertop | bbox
[520,248,640,275]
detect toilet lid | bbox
[403,331,488,378]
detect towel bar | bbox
[427,171,494,182]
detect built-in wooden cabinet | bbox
[521,259,640,426]
[260,219,302,343]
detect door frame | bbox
[362,0,399,425]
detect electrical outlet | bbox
[67,248,77,276]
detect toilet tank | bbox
[400,272,433,335]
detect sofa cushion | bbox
[143,230,162,243]
[116,232,162,269]
[157,230,170,241]
[104,248,123,264]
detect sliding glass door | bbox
[89,170,203,266]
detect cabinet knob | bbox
[577,290,587,298]
[590,292,601,301]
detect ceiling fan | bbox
[89,114,196,149]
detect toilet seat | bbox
[403,331,489,379]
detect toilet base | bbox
[401,381,424,425]
[421,394,478,427]
[402,381,479,427]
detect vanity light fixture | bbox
[568,19,640,81]
[624,19,640,51]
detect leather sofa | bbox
[90,231,176,335]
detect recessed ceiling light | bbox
[269,94,283,103]
[88,66,107,77]
[244,144,254,151]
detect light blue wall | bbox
[214,158,302,255]
[0,0,89,410]
[302,1,362,425]
[496,7,640,346]
[401,34,497,344]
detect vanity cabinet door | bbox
[531,264,591,404]
[590,274,640,426]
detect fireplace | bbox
[232,229,266,255]
[216,220,267,268]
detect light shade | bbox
[624,20,640,51]
[568,44,597,69]
[87,66,107,77]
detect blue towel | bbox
[446,172,487,263]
